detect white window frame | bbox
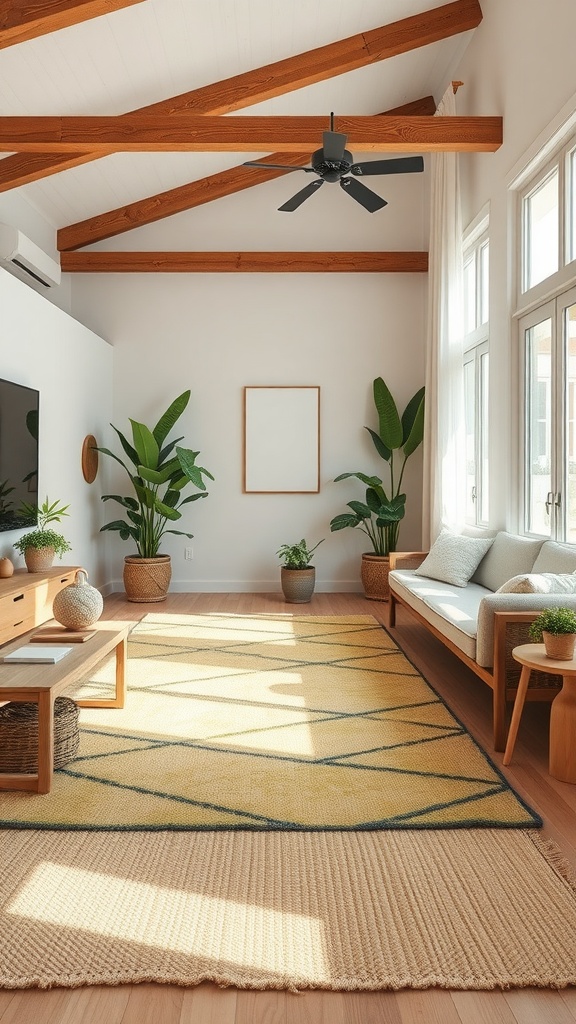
[463,226,489,527]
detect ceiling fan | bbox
[243,113,424,213]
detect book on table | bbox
[1,645,74,664]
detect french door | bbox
[522,285,576,541]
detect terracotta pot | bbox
[24,546,55,573]
[543,631,576,661]
[280,567,316,603]
[0,557,14,578]
[360,553,390,601]
[123,554,172,603]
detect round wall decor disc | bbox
[81,435,98,483]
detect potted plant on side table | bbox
[13,496,72,572]
[529,607,576,660]
[96,391,214,603]
[329,376,425,601]
[277,538,324,603]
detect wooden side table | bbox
[503,644,576,783]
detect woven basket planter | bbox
[543,631,576,661]
[0,697,79,772]
[24,546,55,573]
[360,553,391,602]
[123,554,172,603]
[280,567,316,604]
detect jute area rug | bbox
[2,827,576,990]
[0,613,539,831]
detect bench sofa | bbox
[388,531,576,750]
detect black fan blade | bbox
[278,178,325,212]
[351,156,424,177]
[340,177,387,213]
[243,161,315,172]
[322,130,347,162]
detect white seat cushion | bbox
[389,569,491,659]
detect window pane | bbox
[565,303,576,542]
[480,242,489,325]
[463,255,476,334]
[464,359,476,521]
[526,318,552,535]
[565,150,569,266]
[480,351,489,522]
[524,171,559,290]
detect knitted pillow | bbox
[497,573,576,594]
[414,531,494,588]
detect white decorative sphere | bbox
[53,569,103,629]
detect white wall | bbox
[0,267,114,589]
[69,132,428,593]
[453,0,576,529]
[71,271,426,592]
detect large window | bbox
[519,137,576,541]
[463,230,489,526]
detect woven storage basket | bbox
[0,697,79,772]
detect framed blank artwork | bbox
[243,386,320,493]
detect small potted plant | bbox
[528,607,576,660]
[277,538,323,603]
[13,496,72,572]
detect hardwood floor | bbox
[3,591,575,1024]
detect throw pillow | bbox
[414,531,494,588]
[497,573,576,595]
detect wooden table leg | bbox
[549,675,576,783]
[37,690,55,794]
[503,664,532,766]
[114,635,127,708]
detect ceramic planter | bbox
[280,567,316,603]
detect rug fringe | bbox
[525,828,576,893]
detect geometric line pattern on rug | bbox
[0,614,541,831]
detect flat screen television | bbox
[0,377,39,532]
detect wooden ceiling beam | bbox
[60,251,429,273]
[0,114,502,154]
[0,0,147,48]
[58,97,437,252]
[0,0,481,189]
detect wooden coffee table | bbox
[0,620,131,794]
[503,643,576,783]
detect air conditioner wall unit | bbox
[0,223,61,288]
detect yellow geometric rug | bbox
[0,614,540,831]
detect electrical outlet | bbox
[185,546,194,560]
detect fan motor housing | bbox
[311,148,353,182]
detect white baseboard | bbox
[105,579,363,594]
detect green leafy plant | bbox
[277,538,324,569]
[96,391,214,558]
[330,377,425,556]
[13,496,72,557]
[528,607,576,642]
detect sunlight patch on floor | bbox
[7,861,328,978]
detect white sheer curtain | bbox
[421,86,466,548]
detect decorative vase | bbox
[543,631,576,661]
[24,546,55,573]
[280,567,316,604]
[360,553,391,601]
[0,557,14,578]
[123,554,172,603]
[52,568,104,629]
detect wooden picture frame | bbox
[243,386,320,493]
